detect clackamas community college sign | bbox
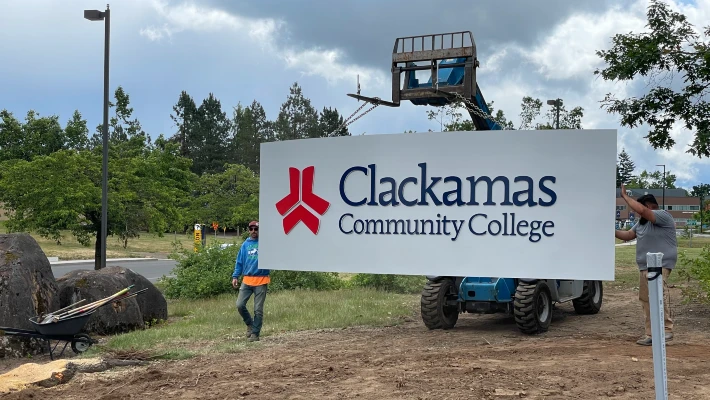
[259,129,617,281]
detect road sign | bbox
[688,220,697,226]
[194,224,203,252]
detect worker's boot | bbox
[246,324,253,338]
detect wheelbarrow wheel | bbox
[71,333,93,354]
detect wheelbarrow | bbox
[0,285,147,360]
[0,310,98,360]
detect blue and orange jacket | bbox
[232,237,270,286]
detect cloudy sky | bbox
[1,0,708,190]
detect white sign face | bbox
[259,129,617,281]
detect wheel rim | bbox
[592,282,601,304]
[538,292,550,322]
[74,340,91,352]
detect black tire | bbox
[513,280,552,334]
[572,280,603,315]
[71,333,93,354]
[421,278,459,330]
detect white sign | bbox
[259,129,617,281]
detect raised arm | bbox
[619,184,656,224]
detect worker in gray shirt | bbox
[615,184,676,346]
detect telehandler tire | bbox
[513,280,552,334]
[421,278,459,330]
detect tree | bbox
[169,90,199,158]
[626,169,677,189]
[192,93,232,176]
[691,184,710,232]
[426,100,514,131]
[274,82,320,141]
[90,86,149,154]
[594,0,710,158]
[0,144,196,269]
[518,96,584,130]
[318,107,350,137]
[0,109,89,162]
[231,101,267,174]
[617,148,636,186]
[191,164,259,232]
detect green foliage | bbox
[268,270,344,292]
[191,163,259,232]
[518,96,584,130]
[677,245,710,305]
[347,273,426,294]
[163,242,242,299]
[163,242,345,299]
[595,0,710,157]
[625,169,677,189]
[426,100,514,131]
[0,105,197,267]
[617,148,635,186]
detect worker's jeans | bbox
[639,268,673,337]
[236,282,267,336]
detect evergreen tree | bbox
[617,148,635,186]
[274,82,319,141]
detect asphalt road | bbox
[51,259,177,283]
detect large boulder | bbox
[0,234,60,358]
[55,266,167,335]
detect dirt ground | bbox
[2,285,710,400]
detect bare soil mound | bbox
[2,286,710,399]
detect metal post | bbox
[101,5,110,270]
[646,252,668,400]
[547,98,562,129]
[85,5,110,270]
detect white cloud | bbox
[139,0,387,90]
[488,0,710,187]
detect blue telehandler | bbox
[348,31,603,334]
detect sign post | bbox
[646,252,668,400]
[194,223,202,252]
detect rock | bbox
[115,267,168,325]
[0,234,60,358]
[55,266,166,335]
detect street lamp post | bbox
[84,5,110,270]
[656,164,666,211]
[546,98,562,129]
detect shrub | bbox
[269,270,344,292]
[347,273,426,294]
[162,241,345,299]
[163,242,241,299]
[677,244,710,305]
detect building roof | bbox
[616,188,691,198]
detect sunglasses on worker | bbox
[249,226,258,231]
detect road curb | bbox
[50,258,159,265]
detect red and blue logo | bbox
[275,166,330,235]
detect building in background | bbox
[615,188,706,227]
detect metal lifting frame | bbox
[392,31,478,105]
[346,31,500,131]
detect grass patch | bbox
[88,288,418,359]
[0,221,236,260]
[613,237,710,288]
